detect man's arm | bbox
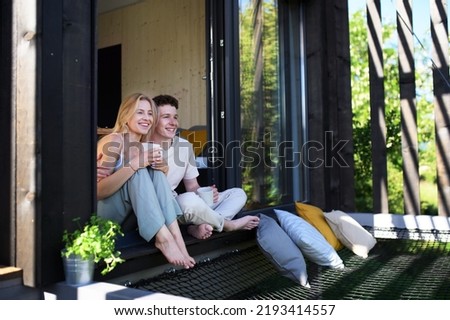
[183,177,201,192]
[184,178,219,203]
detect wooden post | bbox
[37,0,97,286]
[367,0,389,213]
[305,0,354,211]
[14,0,38,287]
[0,0,14,270]
[430,0,450,216]
[397,0,420,215]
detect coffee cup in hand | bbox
[197,187,214,206]
[142,142,161,153]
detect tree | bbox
[350,9,437,214]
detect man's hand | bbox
[211,184,219,203]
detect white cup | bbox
[197,186,214,206]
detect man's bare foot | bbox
[223,215,260,232]
[187,224,213,240]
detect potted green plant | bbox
[61,215,125,285]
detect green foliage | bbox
[62,215,125,275]
[350,9,437,214]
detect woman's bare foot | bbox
[155,237,188,267]
[167,221,196,269]
[182,253,196,267]
[187,224,213,240]
[173,239,196,268]
[223,215,260,232]
[155,226,193,268]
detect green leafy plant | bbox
[61,215,125,275]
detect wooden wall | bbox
[98,0,207,129]
[304,0,355,211]
[0,0,14,269]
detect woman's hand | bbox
[97,153,112,182]
[147,147,168,174]
[128,147,165,172]
[146,148,163,167]
[151,158,169,174]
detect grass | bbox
[420,180,438,215]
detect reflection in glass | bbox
[239,0,282,209]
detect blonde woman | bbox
[96,93,195,269]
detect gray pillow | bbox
[256,214,310,287]
[275,209,344,269]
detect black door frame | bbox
[206,0,242,191]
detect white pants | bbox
[176,188,247,232]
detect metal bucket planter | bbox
[62,253,95,285]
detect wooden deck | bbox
[0,266,43,299]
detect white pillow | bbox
[256,214,310,287]
[324,210,377,258]
[274,209,344,269]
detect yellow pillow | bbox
[295,202,344,251]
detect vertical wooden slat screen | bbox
[430,0,450,216]
[329,1,355,211]
[397,0,420,215]
[360,0,450,216]
[367,0,389,213]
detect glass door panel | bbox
[239,0,284,209]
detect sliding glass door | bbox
[208,0,308,210]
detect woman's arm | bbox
[97,134,137,200]
[97,153,111,182]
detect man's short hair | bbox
[153,94,179,109]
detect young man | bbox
[151,94,260,240]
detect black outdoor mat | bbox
[233,238,450,300]
[129,234,450,300]
[128,246,279,300]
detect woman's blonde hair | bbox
[112,93,157,141]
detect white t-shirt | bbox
[164,136,199,193]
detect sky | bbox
[348,0,449,45]
[348,0,450,71]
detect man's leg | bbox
[211,188,247,220]
[176,192,224,231]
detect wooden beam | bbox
[367,0,389,213]
[38,0,97,286]
[14,0,37,287]
[397,0,420,215]
[304,0,354,211]
[0,0,14,267]
[325,0,354,211]
[430,0,450,216]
